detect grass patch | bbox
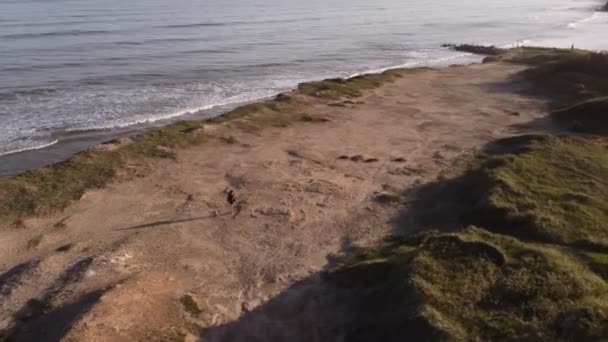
[180,295,202,318]
[297,69,403,99]
[0,120,205,221]
[328,135,608,340]
[474,136,608,249]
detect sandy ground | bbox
[0,62,554,341]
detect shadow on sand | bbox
[115,213,230,231]
[2,257,110,342]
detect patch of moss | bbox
[180,295,202,318]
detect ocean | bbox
[0,0,607,175]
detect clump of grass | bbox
[26,235,43,249]
[209,100,310,133]
[180,295,202,318]
[297,69,403,99]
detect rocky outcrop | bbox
[441,44,506,56]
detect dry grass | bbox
[180,295,202,318]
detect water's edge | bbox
[0,55,482,177]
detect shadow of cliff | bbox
[0,260,40,297]
[4,257,108,342]
[198,273,355,342]
[390,133,549,236]
[6,289,105,342]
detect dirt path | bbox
[0,62,552,341]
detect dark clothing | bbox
[227,190,236,205]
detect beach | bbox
[0,57,557,340]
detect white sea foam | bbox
[347,52,479,78]
[0,139,59,157]
[63,90,280,132]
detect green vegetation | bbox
[476,136,608,249]
[180,295,202,318]
[297,69,403,99]
[328,135,608,340]
[0,120,205,221]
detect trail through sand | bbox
[0,62,555,341]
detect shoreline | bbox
[0,52,482,177]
